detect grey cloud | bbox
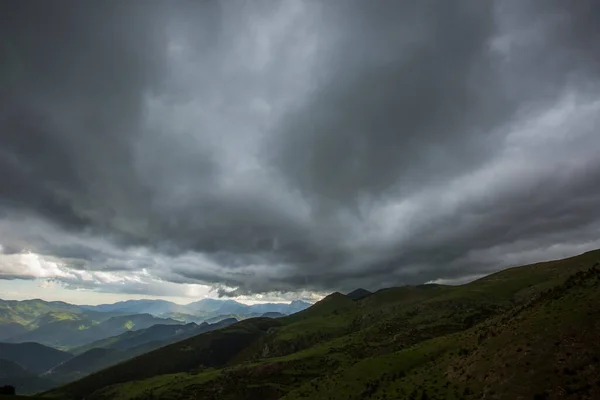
[0,1,168,244]
[269,1,506,205]
[1,1,600,297]
[58,278,192,299]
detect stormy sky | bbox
[1,0,600,304]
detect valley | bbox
[1,249,595,399]
[0,297,309,395]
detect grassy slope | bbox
[283,264,600,399]
[6,314,182,350]
[0,343,72,375]
[69,323,199,355]
[0,301,122,329]
[44,250,600,399]
[0,298,142,348]
[0,359,57,395]
[46,341,179,386]
[0,300,81,326]
[0,301,78,340]
[46,321,238,385]
[44,318,281,399]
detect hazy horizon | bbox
[0,279,317,306]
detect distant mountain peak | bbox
[322,292,347,301]
[346,288,372,300]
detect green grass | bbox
[42,250,600,400]
[70,336,122,355]
[275,314,350,341]
[0,300,82,327]
[89,370,222,400]
[279,292,356,324]
[44,318,281,399]
[280,263,600,399]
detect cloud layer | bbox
[1,0,600,299]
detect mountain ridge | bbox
[43,249,600,400]
[0,342,72,374]
[3,313,182,349]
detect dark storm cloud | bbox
[1,0,600,297]
[0,0,168,238]
[270,1,506,204]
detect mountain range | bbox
[0,298,311,347]
[81,298,311,321]
[3,313,181,349]
[0,297,311,394]
[0,318,239,394]
[44,318,239,384]
[38,249,600,400]
[3,250,600,398]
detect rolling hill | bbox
[0,298,312,346]
[0,323,27,341]
[0,299,133,344]
[0,300,82,325]
[81,299,312,323]
[0,300,83,341]
[4,314,182,349]
[0,359,56,395]
[43,318,281,398]
[184,299,311,321]
[0,343,72,374]
[70,322,202,355]
[345,288,372,300]
[81,300,190,316]
[44,347,132,384]
[43,318,240,385]
[43,249,600,399]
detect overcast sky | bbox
[1,0,600,305]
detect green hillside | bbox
[70,320,235,355]
[43,250,600,399]
[0,343,72,374]
[0,300,82,340]
[0,300,81,326]
[0,300,134,344]
[44,320,240,385]
[4,314,182,349]
[0,359,56,395]
[30,312,83,328]
[44,318,281,398]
